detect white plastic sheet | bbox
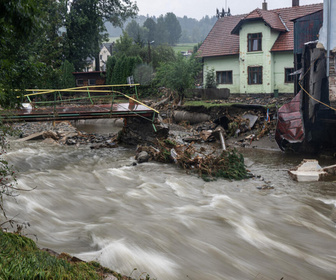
[318,0,336,51]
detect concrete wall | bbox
[273,51,295,93]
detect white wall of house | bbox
[203,55,240,93]
[239,21,280,94]
[85,46,111,72]
[99,46,111,71]
[273,51,295,93]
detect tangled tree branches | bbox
[0,123,31,231]
[0,124,17,223]
[136,139,249,181]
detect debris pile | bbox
[136,139,249,181]
[166,108,277,150]
[13,121,119,149]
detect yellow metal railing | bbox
[19,84,159,114]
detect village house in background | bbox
[198,0,323,95]
[72,43,114,87]
[84,43,114,72]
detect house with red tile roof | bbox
[198,1,323,95]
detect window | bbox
[216,71,233,84]
[88,79,96,86]
[248,33,262,52]
[248,66,263,84]
[76,79,84,86]
[285,68,294,83]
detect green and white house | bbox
[198,1,323,94]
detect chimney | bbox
[262,1,268,10]
[292,0,299,7]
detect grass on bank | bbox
[183,100,276,109]
[0,230,134,280]
[183,100,236,108]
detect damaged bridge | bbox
[0,85,157,124]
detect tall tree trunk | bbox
[94,34,100,71]
[95,51,100,71]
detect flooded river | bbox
[3,129,336,280]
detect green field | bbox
[108,37,120,43]
[173,43,197,54]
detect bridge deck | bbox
[0,103,155,122]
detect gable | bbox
[231,8,287,35]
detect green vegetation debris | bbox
[137,140,249,181]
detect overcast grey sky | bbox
[135,0,323,19]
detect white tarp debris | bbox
[318,0,336,51]
[288,159,327,182]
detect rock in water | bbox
[136,151,150,163]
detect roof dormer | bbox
[231,8,288,35]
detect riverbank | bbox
[0,230,130,280]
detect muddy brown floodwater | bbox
[4,127,336,280]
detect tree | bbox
[106,56,117,84]
[108,54,142,84]
[154,53,201,102]
[0,0,43,107]
[31,0,66,69]
[143,17,156,43]
[0,0,37,50]
[65,0,107,71]
[65,0,138,71]
[151,45,176,70]
[155,15,168,45]
[134,64,154,85]
[113,31,143,58]
[125,20,148,47]
[60,60,76,89]
[164,13,181,46]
